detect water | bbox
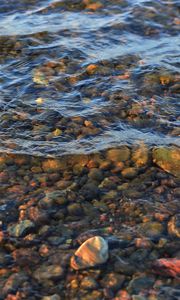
[0,0,179,156]
[0,1,180,299]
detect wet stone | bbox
[2,272,28,296]
[138,221,164,238]
[70,236,109,270]
[121,167,138,179]
[127,275,155,294]
[67,203,84,216]
[114,257,136,275]
[33,264,64,282]
[106,147,131,162]
[80,276,98,290]
[152,147,180,177]
[101,273,125,291]
[80,182,99,200]
[8,220,35,237]
[42,295,61,300]
[88,168,103,182]
[168,215,180,238]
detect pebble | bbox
[167,215,180,238]
[132,143,149,167]
[80,276,98,290]
[67,203,83,216]
[101,272,125,291]
[153,258,180,277]
[33,264,64,281]
[121,167,138,179]
[42,295,61,300]
[2,272,28,296]
[127,275,155,294]
[152,147,180,177]
[88,168,103,182]
[70,236,109,270]
[106,147,130,162]
[8,220,35,238]
[139,221,164,238]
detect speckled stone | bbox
[168,215,180,238]
[106,147,130,162]
[33,264,64,282]
[70,236,109,270]
[8,220,35,237]
[152,146,180,177]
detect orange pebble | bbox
[86,64,97,75]
[115,290,132,300]
[86,3,102,10]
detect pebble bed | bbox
[0,145,179,299]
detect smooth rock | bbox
[8,220,35,237]
[139,222,164,238]
[88,168,103,182]
[121,167,138,179]
[33,264,64,281]
[67,203,83,216]
[42,294,61,300]
[132,143,149,167]
[70,236,109,270]
[152,258,180,277]
[80,276,98,290]
[127,275,155,294]
[2,272,28,296]
[152,147,180,177]
[106,147,130,162]
[168,215,180,238]
[101,273,125,291]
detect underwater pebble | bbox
[70,236,109,270]
[168,215,180,238]
[152,147,180,177]
[8,220,35,237]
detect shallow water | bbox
[0,1,180,300]
[0,0,180,156]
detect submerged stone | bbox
[168,215,180,238]
[8,220,35,238]
[70,236,109,270]
[139,222,164,238]
[33,264,64,281]
[153,258,180,277]
[106,147,130,162]
[152,147,180,177]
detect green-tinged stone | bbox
[106,146,130,162]
[132,143,149,167]
[152,147,180,177]
[139,222,164,238]
[127,275,155,294]
[42,295,61,300]
[80,276,98,290]
[8,220,35,237]
[33,265,64,281]
[121,167,138,179]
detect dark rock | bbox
[101,273,125,291]
[8,220,35,238]
[33,264,64,282]
[80,276,98,290]
[88,168,103,182]
[67,203,83,216]
[2,272,28,296]
[127,275,155,294]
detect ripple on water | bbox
[0,0,179,156]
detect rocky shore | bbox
[0,144,179,299]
